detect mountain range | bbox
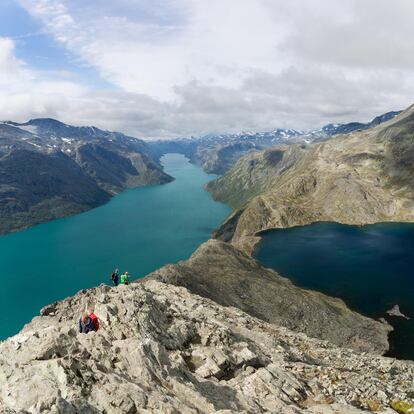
[149,111,401,174]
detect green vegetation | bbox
[391,400,414,414]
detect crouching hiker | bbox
[79,312,100,334]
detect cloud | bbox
[276,0,414,69]
[4,0,414,138]
[0,37,30,85]
[0,36,88,119]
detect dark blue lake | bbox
[256,222,414,360]
[0,154,231,340]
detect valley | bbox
[0,109,401,236]
[1,109,414,413]
[2,2,413,411]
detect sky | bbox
[0,0,414,139]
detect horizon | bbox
[1,1,414,138]
[0,107,405,141]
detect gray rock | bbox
[386,304,410,320]
[0,280,412,413]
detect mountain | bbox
[0,119,172,234]
[206,105,414,253]
[306,111,402,142]
[148,110,401,174]
[0,268,412,413]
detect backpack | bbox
[89,313,99,331]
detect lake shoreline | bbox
[254,221,414,360]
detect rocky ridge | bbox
[0,279,413,414]
[148,240,391,355]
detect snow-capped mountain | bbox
[303,111,402,142]
[148,110,402,174]
[182,110,402,147]
[0,118,149,155]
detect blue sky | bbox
[1,0,65,69]
[0,0,413,139]
[0,0,109,88]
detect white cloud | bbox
[0,37,31,86]
[0,36,88,119]
[5,0,414,138]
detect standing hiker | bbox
[111,268,119,287]
[120,271,130,285]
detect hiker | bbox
[120,271,130,285]
[79,312,99,334]
[111,268,119,287]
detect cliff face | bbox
[0,279,413,414]
[207,105,414,252]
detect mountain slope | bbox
[0,150,111,234]
[0,119,172,234]
[207,105,414,252]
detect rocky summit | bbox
[0,279,413,414]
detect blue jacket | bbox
[79,317,96,333]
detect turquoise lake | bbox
[256,222,414,360]
[0,154,230,340]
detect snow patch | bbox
[28,142,42,148]
[16,125,38,134]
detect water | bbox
[256,222,414,360]
[0,154,230,340]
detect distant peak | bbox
[369,110,402,125]
[25,118,67,127]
